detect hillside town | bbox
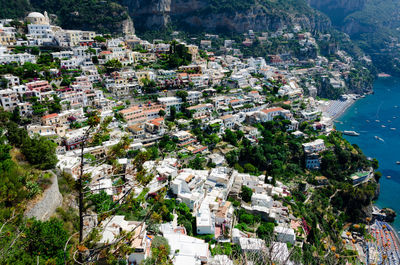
[0,11,393,265]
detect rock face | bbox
[122,16,135,35]
[25,172,63,221]
[382,208,397,223]
[307,0,366,16]
[123,0,331,33]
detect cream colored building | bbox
[26,12,50,25]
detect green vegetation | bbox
[0,0,30,19]
[240,185,253,203]
[30,0,129,34]
[0,110,70,264]
[2,218,70,264]
[311,0,400,75]
[143,236,172,265]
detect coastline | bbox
[322,94,361,121]
[331,97,358,121]
[332,87,399,231]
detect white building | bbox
[251,193,273,208]
[302,139,325,153]
[98,215,150,265]
[0,52,36,64]
[274,226,296,244]
[163,232,210,265]
[196,204,215,235]
[158,96,182,115]
[0,89,18,111]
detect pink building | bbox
[26,80,51,92]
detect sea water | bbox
[336,77,400,232]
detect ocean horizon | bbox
[336,77,400,232]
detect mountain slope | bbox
[308,0,400,75]
[120,0,332,34]
[0,0,30,19]
[0,0,132,34]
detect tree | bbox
[141,78,158,94]
[86,190,114,213]
[104,59,122,73]
[94,36,106,43]
[169,106,176,121]
[257,222,275,240]
[167,41,192,69]
[48,95,62,114]
[24,218,69,264]
[223,128,238,146]
[176,90,188,102]
[189,155,205,170]
[241,185,253,203]
[92,56,99,64]
[21,135,58,169]
[143,236,172,265]
[10,107,21,124]
[243,163,257,174]
[158,109,166,117]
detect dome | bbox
[27,12,45,19]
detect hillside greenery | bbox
[0,0,30,19]
[0,0,129,34]
[311,0,400,75]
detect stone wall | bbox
[25,172,63,221]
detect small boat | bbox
[382,125,386,128]
[396,161,400,165]
[343,130,360,136]
[374,136,384,142]
[391,128,396,131]
[376,120,380,123]
[387,176,392,179]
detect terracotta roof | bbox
[100,51,112,55]
[120,106,140,114]
[220,114,233,120]
[42,113,58,119]
[128,125,143,132]
[261,107,284,114]
[216,201,231,218]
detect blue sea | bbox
[336,77,400,232]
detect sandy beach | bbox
[320,94,358,120]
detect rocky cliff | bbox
[307,0,365,17]
[309,0,400,75]
[121,0,332,34]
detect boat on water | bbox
[382,125,386,128]
[343,130,360,136]
[374,136,385,142]
[376,120,380,122]
[391,128,396,131]
[387,176,392,179]
[396,161,400,165]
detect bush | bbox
[239,213,254,225]
[256,222,275,240]
[21,135,58,169]
[241,185,253,203]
